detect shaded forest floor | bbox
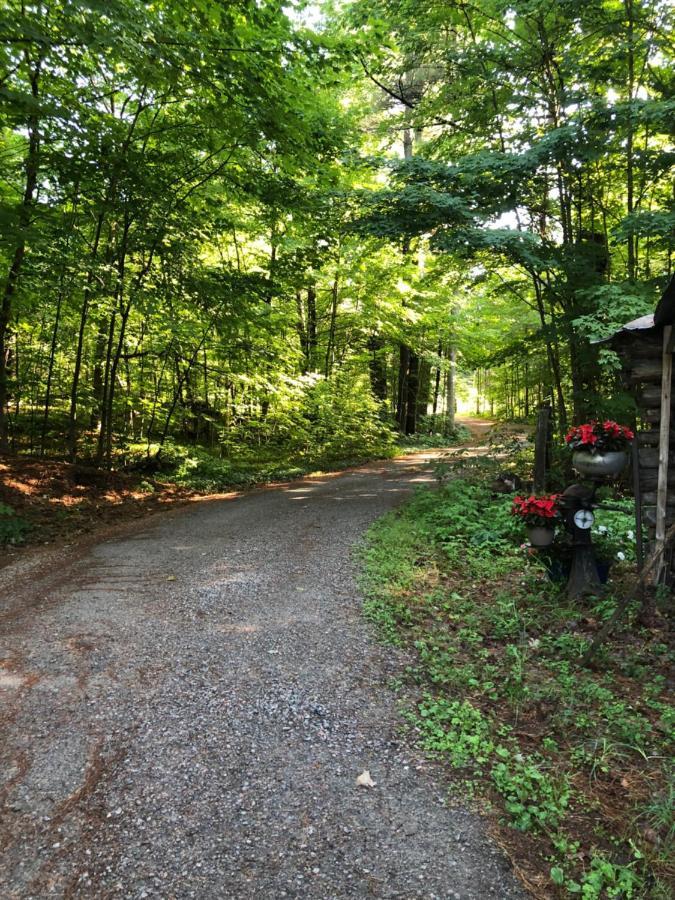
[0,457,199,570]
[0,417,503,571]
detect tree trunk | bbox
[417,359,431,429]
[367,335,387,401]
[95,310,117,464]
[531,272,568,432]
[396,344,410,430]
[625,0,637,280]
[432,342,443,416]
[306,285,317,372]
[0,52,42,449]
[324,268,339,378]
[67,211,106,460]
[404,353,420,435]
[445,346,456,434]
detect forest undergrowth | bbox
[360,461,673,898]
[0,419,470,564]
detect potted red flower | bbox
[511,494,561,547]
[565,420,634,478]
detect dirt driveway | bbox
[0,453,524,899]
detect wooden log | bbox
[639,469,675,491]
[638,447,675,467]
[643,507,675,528]
[641,408,661,423]
[628,360,664,383]
[613,334,662,357]
[637,429,675,447]
[638,384,675,407]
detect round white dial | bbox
[573,509,594,529]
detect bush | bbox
[0,502,30,545]
[303,366,396,461]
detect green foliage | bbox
[360,474,673,894]
[492,752,569,832]
[591,501,640,563]
[398,420,471,450]
[344,0,673,430]
[0,502,30,545]
[411,480,522,573]
[303,366,396,460]
[418,696,494,767]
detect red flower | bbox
[579,424,598,445]
[511,494,561,525]
[566,419,634,453]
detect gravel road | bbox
[1,453,525,899]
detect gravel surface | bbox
[0,454,525,899]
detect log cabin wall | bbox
[613,328,674,580]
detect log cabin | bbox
[601,276,675,585]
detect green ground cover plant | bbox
[0,501,30,545]
[360,479,673,898]
[120,439,398,493]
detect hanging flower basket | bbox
[565,420,633,479]
[511,494,561,548]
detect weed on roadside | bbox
[359,480,674,898]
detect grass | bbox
[359,479,674,899]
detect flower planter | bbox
[527,525,556,548]
[572,450,629,479]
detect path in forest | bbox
[456,417,497,444]
[0,451,524,899]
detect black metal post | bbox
[561,483,602,599]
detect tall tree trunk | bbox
[324,266,339,378]
[432,342,443,416]
[67,210,106,460]
[306,284,317,371]
[396,124,420,434]
[396,344,410,430]
[445,346,456,434]
[367,335,387,401]
[0,52,42,449]
[404,353,419,436]
[531,272,568,432]
[295,290,307,373]
[625,0,637,280]
[417,359,431,429]
[95,310,117,464]
[41,291,64,456]
[524,359,530,419]
[42,195,80,455]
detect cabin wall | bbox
[614,330,674,580]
